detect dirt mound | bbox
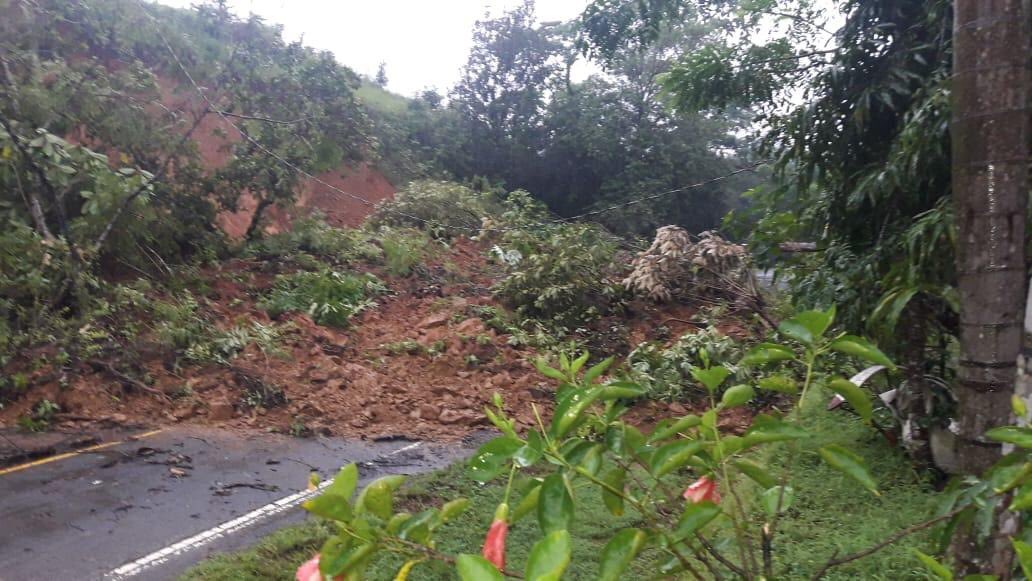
[0,238,758,442]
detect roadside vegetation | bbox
[3,0,1032,578]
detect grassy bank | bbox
[181,405,940,580]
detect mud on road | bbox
[0,426,475,581]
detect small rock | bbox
[110,413,129,424]
[418,312,450,329]
[309,369,330,383]
[419,404,441,421]
[208,400,235,421]
[669,403,688,415]
[438,409,463,424]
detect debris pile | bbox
[624,227,755,302]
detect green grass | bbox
[760,396,939,580]
[181,403,940,580]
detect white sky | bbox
[154,0,592,96]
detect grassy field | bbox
[181,403,941,580]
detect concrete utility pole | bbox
[951,0,1031,574]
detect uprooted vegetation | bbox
[0,179,766,441]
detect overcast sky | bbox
[154,0,592,96]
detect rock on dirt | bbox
[208,400,235,421]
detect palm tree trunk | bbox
[950,0,1031,574]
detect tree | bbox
[580,0,962,459]
[948,0,1030,573]
[450,0,563,183]
[374,61,388,87]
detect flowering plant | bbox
[295,306,1032,579]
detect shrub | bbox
[378,227,431,276]
[260,270,385,327]
[246,212,382,265]
[366,180,501,239]
[627,326,746,401]
[493,223,621,329]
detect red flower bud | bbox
[482,519,508,570]
[683,475,721,504]
[482,503,509,571]
[296,554,344,581]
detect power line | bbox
[137,0,764,235]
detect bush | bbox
[366,180,501,239]
[378,227,431,276]
[627,326,746,401]
[493,223,621,329]
[245,213,382,265]
[260,270,385,327]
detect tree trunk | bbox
[950,0,1031,574]
[245,196,273,241]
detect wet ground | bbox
[0,427,471,580]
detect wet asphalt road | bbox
[0,427,470,580]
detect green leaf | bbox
[570,352,590,375]
[606,422,644,454]
[741,414,810,447]
[468,437,523,482]
[829,335,895,369]
[598,528,647,581]
[819,445,879,495]
[720,384,755,409]
[986,426,1032,448]
[1013,539,1032,580]
[456,554,504,581]
[514,431,544,468]
[322,540,376,577]
[1009,482,1032,511]
[599,382,645,400]
[583,356,614,384]
[732,459,777,489]
[526,530,572,581]
[650,415,701,442]
[439,498,470,522]
[757,375,799,393]
[538,473,574,534]
[356,477,399,519]
[828,377,874,422]
[579,444,603,476]
[761,485,794,517]
[913,550,953,580]
[601,467,626,516]
[513,483,541,522]
[692,366,731,393]
[318,536,351,576]
[535,358,567,381]
[675,501,720,539]
[398,509,436,543]
[303,493,353,522]
[740,343,796,367]
[551,387,603,438]
[325,464,359,499]
[1013,395,1029,419]
[779,306,835,344]
[650,439,705,477]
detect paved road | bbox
[0,426,470,580]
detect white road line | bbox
[104,441,423,580]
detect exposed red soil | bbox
[0,238,760,441]
[156,77,395,239]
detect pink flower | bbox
[296,555,322,581]
[683,475,721,504]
